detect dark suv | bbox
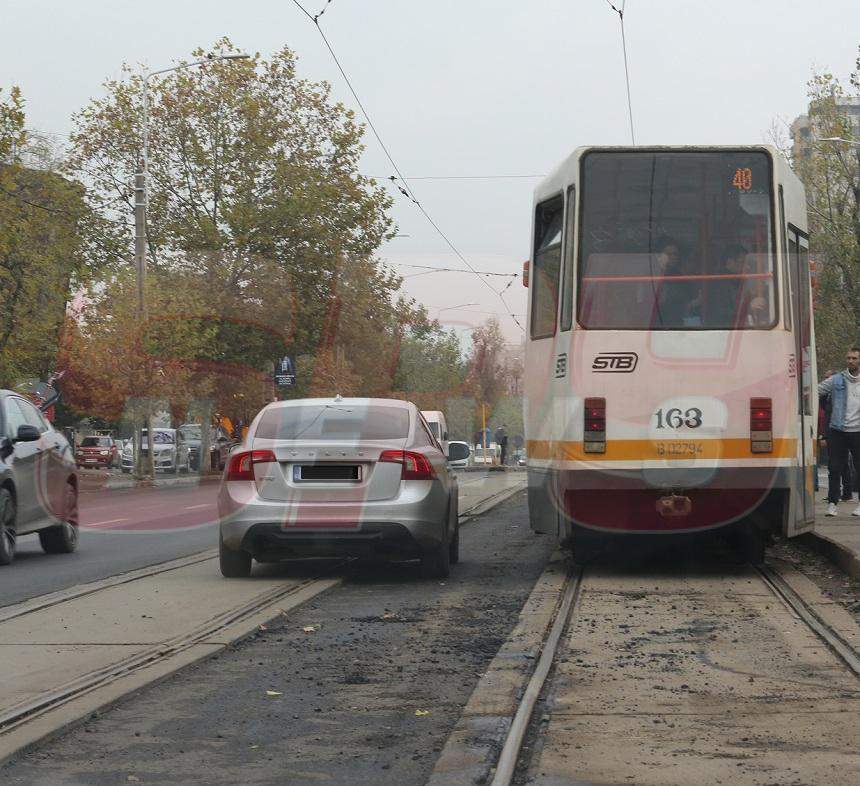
[0,390,79,565]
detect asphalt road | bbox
[0,491,555,786]
[0,481,220,607]
[0,470,502,609]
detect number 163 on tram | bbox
[522,146,816,561]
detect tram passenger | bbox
[819,348,860,517]
[651,236,698,327]
[819,371,854,501]
[700,245,768,328]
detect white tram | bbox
[523,146,815,560]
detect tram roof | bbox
[535,144,797,204]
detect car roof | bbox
[265,397,413,411]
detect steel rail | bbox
[490,566,584,786]
[0,574,340,735]
[756,563,860,679]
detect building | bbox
[790,96,860,161]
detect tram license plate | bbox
[654,441,703,457]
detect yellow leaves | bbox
[414,709,430,717]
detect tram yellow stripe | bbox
[525,438,797,461]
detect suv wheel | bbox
[39,483,79,554]
[0,488,17,566]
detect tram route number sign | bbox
[732,167,753,191]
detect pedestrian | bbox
[819,347,860,517]
[819,370,853,500]
[495,424,509,466]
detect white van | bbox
[421,410,448,455]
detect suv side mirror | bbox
[15,424,41,443]
[447,442,470,463]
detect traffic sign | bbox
[274,355,296,387]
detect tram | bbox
[522,146,815,561]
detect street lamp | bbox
[815,136,860,147]
[133,52,250,480]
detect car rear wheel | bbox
[448,495,460,564]
[0,488,17,566]
[420,513,451,579]
[219,534,252,578]
[39,483,79,555]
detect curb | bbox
[800,530,860,582]
[78,473,221,495]
[427,550,570,786]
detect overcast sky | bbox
[3,0,859,343]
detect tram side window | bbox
[531,196,563,339]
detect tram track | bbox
[0,573,342,740]
[478,555,860,786]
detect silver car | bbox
[217,398,470,579]
[0,390,79,565]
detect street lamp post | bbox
[133,53,249,481]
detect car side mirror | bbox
[15,424,41,443]
[447,442,470,463]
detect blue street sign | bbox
[274,355,296,387]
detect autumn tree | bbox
[65,39,398,416]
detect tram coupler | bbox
[656,494,692,518]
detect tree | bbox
[465,317,507,412]
[791,57,860,370]
[0,87,93,389]
[64,39,397,409]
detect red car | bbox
[76,435,119,469]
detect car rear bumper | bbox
[218,481,450,557]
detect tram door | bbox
[787,227,815,533]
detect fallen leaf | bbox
[127,778,140,783]
[250,744,259,750]
[302,625,320,633]
[259,624,268,631]
[414,709,430,716]
[382,612,396,620]
[266,690,283,697]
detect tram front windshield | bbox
[577,151,776,330]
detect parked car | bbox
[76,435,119,469]
[121,428,190,474]
[447,440,472,468]
[421,410,449,456]
[218,397,470,579]
[178,424,232,472]
[0,390,79,565]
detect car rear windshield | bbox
[255,405,410,442]
[81,437,111,447]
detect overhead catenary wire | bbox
[289,0,524,331]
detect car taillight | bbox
[583,397,606,454]
[750,398,773,453]
[225,449,277,481]
[379,450,436,480]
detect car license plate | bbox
[294,465,361,482]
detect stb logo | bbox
[592,352,638,373]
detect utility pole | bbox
[133,170,154,481]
